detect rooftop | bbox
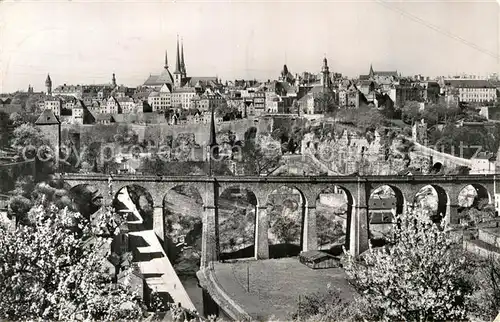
[445,79,496,88]
[35,109,60,125]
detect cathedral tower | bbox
[173,36,182,88]
[180,39,187,78]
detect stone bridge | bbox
[411,141,473,169]
[59,173,500,267]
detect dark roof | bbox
[35,109,60,125]
[188,76,217,83]
[374,71,398,77]
[307,85,331,95]
[445,79,496,88]
[0,97,12,104]
[143,74,160,86]
[300,250,335,262]
[155,68,175,85]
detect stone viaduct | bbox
[60,173,499,268]
[412,141,473,169]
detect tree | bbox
[271,118,306,154]
[401,101,422,124]
[316,214,344,246]
[12,175,36,198]
[459,200,495,230]
[25,95,40,114]
[272,215,301,244]
[215,104,238,119]
[11,123,52,160]
[7,195,32,223]
[356,108,386,132]
[470,257,500,320]
[337,107,386,133]
[0,110,11,147]
[343,208,474,321]
[0,199,145,320]
[9,112,24,127]
[313,92,337,116]
[240,127,282,175]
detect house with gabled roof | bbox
[106,96,122,114]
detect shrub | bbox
[293,288,373,321]
[343,208,474,321]
[469,256,500,320]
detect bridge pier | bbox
[254,207,269,259]
[302,206,317,252]
[350,205,369,256]
[201,205,218,268]
[448,204,460,225]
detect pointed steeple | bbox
[174,35,181,74]
[45,74,52,86]
[180,38,186,76]
[208,106,217,148]
[369,64,374,76]
[164,49,169,69]
[207,105,218,176]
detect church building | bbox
[143,37,219,109]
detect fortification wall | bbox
[62,117,273,146]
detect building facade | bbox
[445,79,497,103]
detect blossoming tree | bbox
[343,208,474,320]
[0,197,145,321]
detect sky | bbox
[0,0,499,92]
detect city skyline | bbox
[1,0,499,92]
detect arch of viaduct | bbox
[59,173,499,268]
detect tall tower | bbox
[112,73,117,87]
[180,39,186,78]
[45,74,52,96]
[207,105,219,175]
[173,36,182,88]
[35,109,61,171]
[164,49,169,69]
[321,57,330,88]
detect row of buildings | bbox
[6,36,500,126]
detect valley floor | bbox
[211,257,355,320]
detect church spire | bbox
[180,38,186,76]
[174,35,181,74]
[208,105,218,176]
[208,106,217,148]
[369,63,374,76]
[164,49,169,69]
